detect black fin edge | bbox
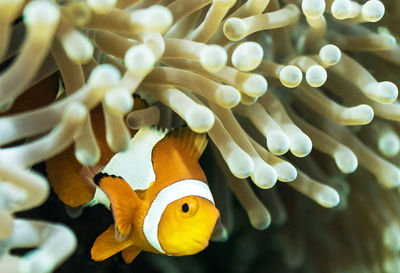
[93,173,122,186]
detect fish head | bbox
[157,195,220,256]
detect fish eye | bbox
[182,203,189,213]
[177,197,198,218]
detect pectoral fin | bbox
[91,225,132,261]
[98,175,141,235]
[121,246,141,263]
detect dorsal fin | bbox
[166,127,208,159]
[98,175,141,235]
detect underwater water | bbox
[1,0,400,272]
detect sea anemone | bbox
[1,0,400,272]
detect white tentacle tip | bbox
[305,65,327,87]
[362,0,385,22]
[380,168,400,188]
[251,162,277,189]
[378,132,400,158]
[104,87,134,116]
[223,17,247,41]
[226,150,254,178]
[333,149,358,174]
[279,65,303,88]
[249,209,271,230]
[316,187,340,208]
[378,81,398,104]
[87,64,121,88]
[366,81,399,104]
[200,45,227,73]
[148,5,173,33]
[343,104,374,125]
[383,224,400,250]
[132,5,173,34]
[302,0,326,19]
[63,32,94,63]
[266,131,291,155]
[231,42,264,72]
[23,0,60,26]
[75,150,100,167]
[319,44,341,66]
[186,106,215,133]
[379,33,397,49]
[273,162,298,182]
[125,44,156,74]
[241,74,268,97]
[216,85,241,108]
[290,134,312,157]
[331,0,352,20]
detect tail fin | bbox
[46,95,150,207]
[46,146,97,207]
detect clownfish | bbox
[3,72,219,261]
[47,124,220,263]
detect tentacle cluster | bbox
[0,0,399,272]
